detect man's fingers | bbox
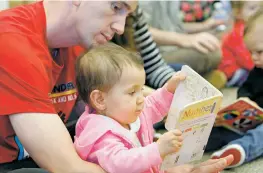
[194,159,226,173]
[194,155,234,173]
[224,155,234,166]
[165,164,194,173]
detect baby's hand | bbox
[165,71,186,93]
[157,129,183,159]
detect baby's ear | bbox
[90,90,106,111]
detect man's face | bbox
[74,1,137,49]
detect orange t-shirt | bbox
[0,2,85,163]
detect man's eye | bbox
[111,2,124,13]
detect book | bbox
[215,98,263,135]
[161,65,223,170]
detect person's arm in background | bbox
[10,113,106,173]
[132,7,175,89]
[182,18,225,34]
[149,27,220,54]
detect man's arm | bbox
[9,113,106,173]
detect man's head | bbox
[45,1,137,48]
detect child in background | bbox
[218,1,262,87]
[207,10,263,169]
[74,43,185,173]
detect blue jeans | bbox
[206,125,263,163]
[169,63,184,72]
[226,68,249,87]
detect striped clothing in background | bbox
[112,7,176,89]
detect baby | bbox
[74,43,185,173]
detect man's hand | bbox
[166,155,234,173]
[192,155,234,173]
[183,32,220,54]
[165,71,186,93]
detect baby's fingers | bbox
[173,71,186,81]
[171,129,183,136]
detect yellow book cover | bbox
[162,65,223,170]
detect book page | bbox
[165,65,222,130]
[163,65,223,170]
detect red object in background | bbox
[195,10,203,20]
[193,3,201,11]
[185,13,195,22]
[218,20,254,79]
[181,2,192,12]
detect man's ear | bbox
[72,0,81,7]
[90,90,106,111]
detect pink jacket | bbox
[74,88,174,173]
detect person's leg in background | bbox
[206,127,242,152]
[162,48,227,89]
[209,124,263,168]
[226,68,250,87]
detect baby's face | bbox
[241,1,261,21]
[104,66,146,129]
[245,21,263,69]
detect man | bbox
[0,1,232,173]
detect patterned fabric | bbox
[180,0,215,22]
[112,7,175,89]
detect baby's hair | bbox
[76,43,144,104]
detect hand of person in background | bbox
[182,32,220,54]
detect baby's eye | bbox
[129,90,136,95]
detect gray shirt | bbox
[139,1,184,52]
